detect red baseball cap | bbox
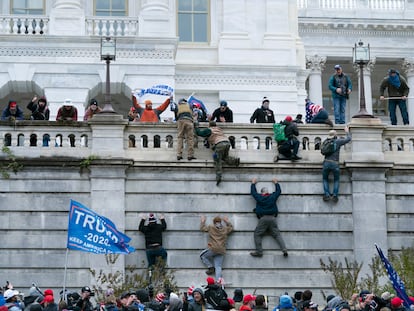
[243,294,256,304]
[41,295,54,304]
[9,102,17,109]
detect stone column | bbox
[402,58,414,125]
[139,0,174,37]
[306,55,326,105]
[49,0,85,35]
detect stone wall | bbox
[1,116,414,306]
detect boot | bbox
[206,267,215,275]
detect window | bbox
[178,0,209,42]
[95,0,127,16]
[12,0,44,15]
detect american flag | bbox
[375,244,412,308]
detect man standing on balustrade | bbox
[173,98,196,161]
[379,68,410,125]
[328,65,352,124]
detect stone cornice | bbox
[0,47,174,59]
[175,75,296,86]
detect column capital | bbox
[402,58,414,76]
[305,55,326,72]
[352,58,376,74]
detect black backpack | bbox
[206,287,229,310]
[321,138,337,156]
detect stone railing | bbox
[85,16,139,36]
[1,119,413,165]
[0,15,48,35]
[297,0,406,9]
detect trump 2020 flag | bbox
[67,200,135,254]
[375,244,411,308]
[188,95,208,113]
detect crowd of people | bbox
[2,280,413,311]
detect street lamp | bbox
[352,40,374,118]
[100,37,116,113]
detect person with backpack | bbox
[328,65,352,124]
[274,116,301,161]
[204,277,230,310]
[249,177,288,258]
[321,126,351,203]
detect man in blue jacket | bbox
[250,177,288,257]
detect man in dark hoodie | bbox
[27,95,50,120]
[188,288,206,311]
[250,177,288,258]
[138,213,167,268]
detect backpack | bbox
[273,123,287,143]
[206,288,229,310]
[321,138,337,156]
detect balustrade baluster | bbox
[108,20,115,36]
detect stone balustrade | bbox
[1,119,413,165]
[0,15,48,35]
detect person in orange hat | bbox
[131,94,172,122]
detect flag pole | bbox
[62,248,69,302]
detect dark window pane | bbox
[194,13,207,42]
[178,13,192,42]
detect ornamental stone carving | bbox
[305,55,326,72]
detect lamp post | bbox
[352,40,374,118]
[100,37,116,113]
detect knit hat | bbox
[279,295,293,308]
[391,297,403,309]
[328,130,337,139]
[89,98,98,106]
[206,277,215,285]
[144,99,152,105]
[156,293,165,303]
[148,213,157,223]
[262,97,270,104]
[326,295,336,303]
[227,298,235,306]
[187,286,195,296]
[285,116,293,122]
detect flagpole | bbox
[62,248,69,302]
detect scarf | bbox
[388,73,401,88]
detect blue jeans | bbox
[322,161,340,196]
[200,249,224,279]
[333,96,347,124]
[389,99,409,125]
[146,247,167,267]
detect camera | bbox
[89,292,95,297]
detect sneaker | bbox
[323,195,330,202]
[332,195,339,203]
[188,156,197,160]
[291,155,302,160]
[283,251,289,257]
[250,251,263,257]
[205,267,215,275]
[177,156,183,160]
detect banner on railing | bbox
[67,200,135,254]
[133,84,174,98]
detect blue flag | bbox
[67,200,135,254]
[375,244,411,308]
[188,95,208,113]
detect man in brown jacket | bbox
[200,215,233,280]
[195,121,240,185]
